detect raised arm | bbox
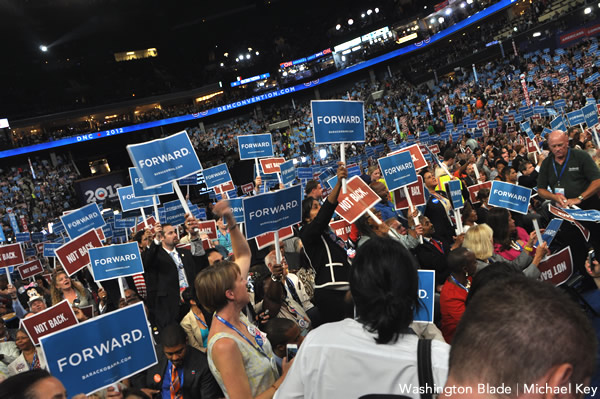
[213,200,251,277]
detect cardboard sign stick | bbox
[593,126,600,148]
[277,173,282,185]
[255,158,260,178]
[274,231,282,264]
[140,208,149,229]
[87,265,103,290]
[454,209,464,235]
[367,209,404,242]
[4,268,11,285]
[172,182,191,215]
[473,163,481,183]
[152,196,159,221]
[403,186,423,244]
[118,277,126,299]
[532,218,543,247]
[340,144,347,194]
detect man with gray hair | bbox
[442,276,597,398]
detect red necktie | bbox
[431,239,444,254]
[170,363,181,399]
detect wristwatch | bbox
[578,195,585,201]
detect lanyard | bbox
[29,353,38,370]
[552,148,570,184]
[192,311,208,329]
[450,275,469,292]
[215,315,269,359]
[166,360,184,387]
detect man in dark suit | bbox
[143,215,208,330]
[133,324,222,399]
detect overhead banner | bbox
[117,186,155,212]
[378,151,418,191]
[127,130,203,189]
[60,202,106,240]
[203,163,232,189]
[393,176,427,210]
[129,167,173,198]
[311,100,366,144]
[243,185,302,239]
[538,246,573,286]
[335,176,381,224]
[260,157,285,174]
[73,171,127,206]
[55,229,103,276]
[22,300,78,345]
[488,181,532,215]
[0,243,24,268]
[40,302,157,396]
[414,270,435,323]
[237,133,274,159]
[88,242,144,282]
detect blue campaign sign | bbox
[43,243,61,258]
[243,185,302,239]
[178,173,201,186]
[189,205,202,220]
[197,207,207,220]
[541,128,553,138]
[40,302,157,397]
[326,175,338,190]
[378,152,417,191]
[203,163,232,189]
[558,208,600,222]
[237,133,274,160]
[539,218,563,247]
[129,167,173,198]
[582,104,599,127]
[566,109,585,126]
[113,215,136,229]
[444,180,464,209]
[127,130,203,189]
[52,220,66,234]
[488,181,532,215]
[25,248,36,257]
[102,223,114,239]
[15,232,31,242]
[117,186,155,212]
[550,116,566,132]
[279,160,296,186]
[89,242,144,281]
[163,199,187,226]
[554,99,567,110]
[311,100,366,144]
[347,164,362,178]
[60,202,106,239]
[414,270,435,323]
[31,232,44,242]
[228,198,245,224]
[533,105,545,114]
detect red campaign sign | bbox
[22,300,78,345]
[132,216,157,234]
[201,238,213,251]
[55,229,103,276]
[388,144,427,170]
[538,246,573,286]
[393,176,427,210]
[468,181,492,204]
[463,146,473,156]
[335,176,381,224]
[526,138,538,154]
[20,215,29,233]
[507,125,516,133]
[549,205,590,241]
[531,114,541,121]
[329,220,352,242]
[175,243,191,251]
[241,183,255,194]
[255,226,294,250]
[559,75,569,84]
[215,180,235,194]
[428,145,440,155]
[35,242,48,254]
[0,243,24,268]
[260,157,285,174]
[197,220,218,240]
[477,120,488,129]
[95,227,105,242]
[17,259,44,279]
[507,114,515,122]
[597,104,600,115]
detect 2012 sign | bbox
[84,184,123,204]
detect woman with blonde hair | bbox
[462,224,546,278]
[50,269,95,310]
[195,200,292,398]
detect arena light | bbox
[466,0,473,3]
[255,51,259,55]
[348,18,354,25]
[375,8,379,13]
[224,52,229,57]
[513,26,518,31]
[445,8,452,15]
[367,9,373,15]
[585,7,592,14]
[438,17,445,23]
[319,148,327,159]
[336,24,341,30]
[246,54,251,59]
[40,45,48,52]
[430,18,436,24]
[361,13,366,18]
[532,32,541,37]
[220,62,224,67]
[461,2,466,8]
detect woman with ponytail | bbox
[275,237,450,398]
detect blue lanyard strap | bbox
[193,312,209,329]
[215,315,269,359]
[29,353,38,370]
[552,148,570,183]
[450,275,469,292]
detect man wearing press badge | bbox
[537,130,600,276]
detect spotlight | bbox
[460,2,466,8]
[361,13,366,18]
[40,45,48,52]
[375,8,379,13]
[367,9,373,15]
[255,51,259,55]
[532,32,541,37]
[246,54,251,59]
[348,18,354,25]
[430,18,436,24]
[336,24,341,30]
[445,8,452,15]
[438,17,445,23]
[585,7,592,14]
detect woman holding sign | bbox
[299,163,350,324]
[421,169,455,246]
[195,200,292,398]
